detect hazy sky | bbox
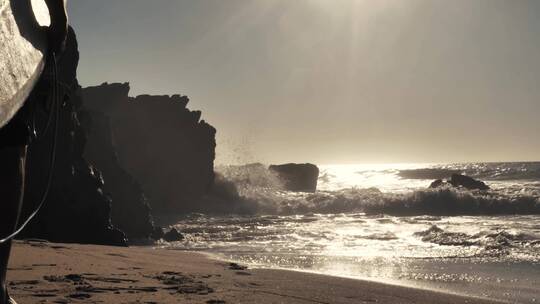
[68,0,540,164]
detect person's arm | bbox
[44,0,68,54]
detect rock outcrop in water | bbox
[20,27,127,246]
[80,83,217,213]
[269,163,319,192]
[163,228,184,242]
[429,179,447,189]
[449,174,490,190]
[429,174,490,191]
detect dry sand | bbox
[7,240,502,303]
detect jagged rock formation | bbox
[20,27,126,245]
[269,163,319,192]
[429,179,447,189]
[449,174,490,190]
[81,83,217,213]
[78,109,155,239]
[429,174,490,191]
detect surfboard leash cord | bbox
[0,52,60,244]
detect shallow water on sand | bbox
[161,213,540,303]
[160,162,540,303]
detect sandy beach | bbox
[6,240,503,304]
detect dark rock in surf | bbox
[228,263,248,270]
[163,228,184,242]
[428,179,453,189]
[449,174,490,190]
[269,163,319,192]
[429,179,444,188]
[429,174,489,190]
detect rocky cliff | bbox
[78,108,156,239]
[20,26,217,244]
[80,83,217,213]
[20,27,127,245]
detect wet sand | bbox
[7,240,502,303]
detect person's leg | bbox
[0,146,26,302]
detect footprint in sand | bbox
[153,271,214,295]
[106,253,129,258]
[44,274,83,283]
[9,280,41,286]
[31,293,57,298]
[8,266,33,271]
[67,293,92,299]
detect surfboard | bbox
[0,0,50,128]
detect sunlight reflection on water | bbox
[161,213,540,303]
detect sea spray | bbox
[214,164,540,216]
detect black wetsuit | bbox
[0,107,32,148]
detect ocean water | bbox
[159,162,540,303]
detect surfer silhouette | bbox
[0,1,67,303]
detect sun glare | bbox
[310,0,401,15]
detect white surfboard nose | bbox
[31,0,51,26]
[0,0,47,128]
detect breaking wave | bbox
[202,163,540,216]
[257,188,540,216]
[211,165,540,216]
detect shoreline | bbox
[8,240,503,303]
[193,250,520,304]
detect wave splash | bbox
[213,164,540,216]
